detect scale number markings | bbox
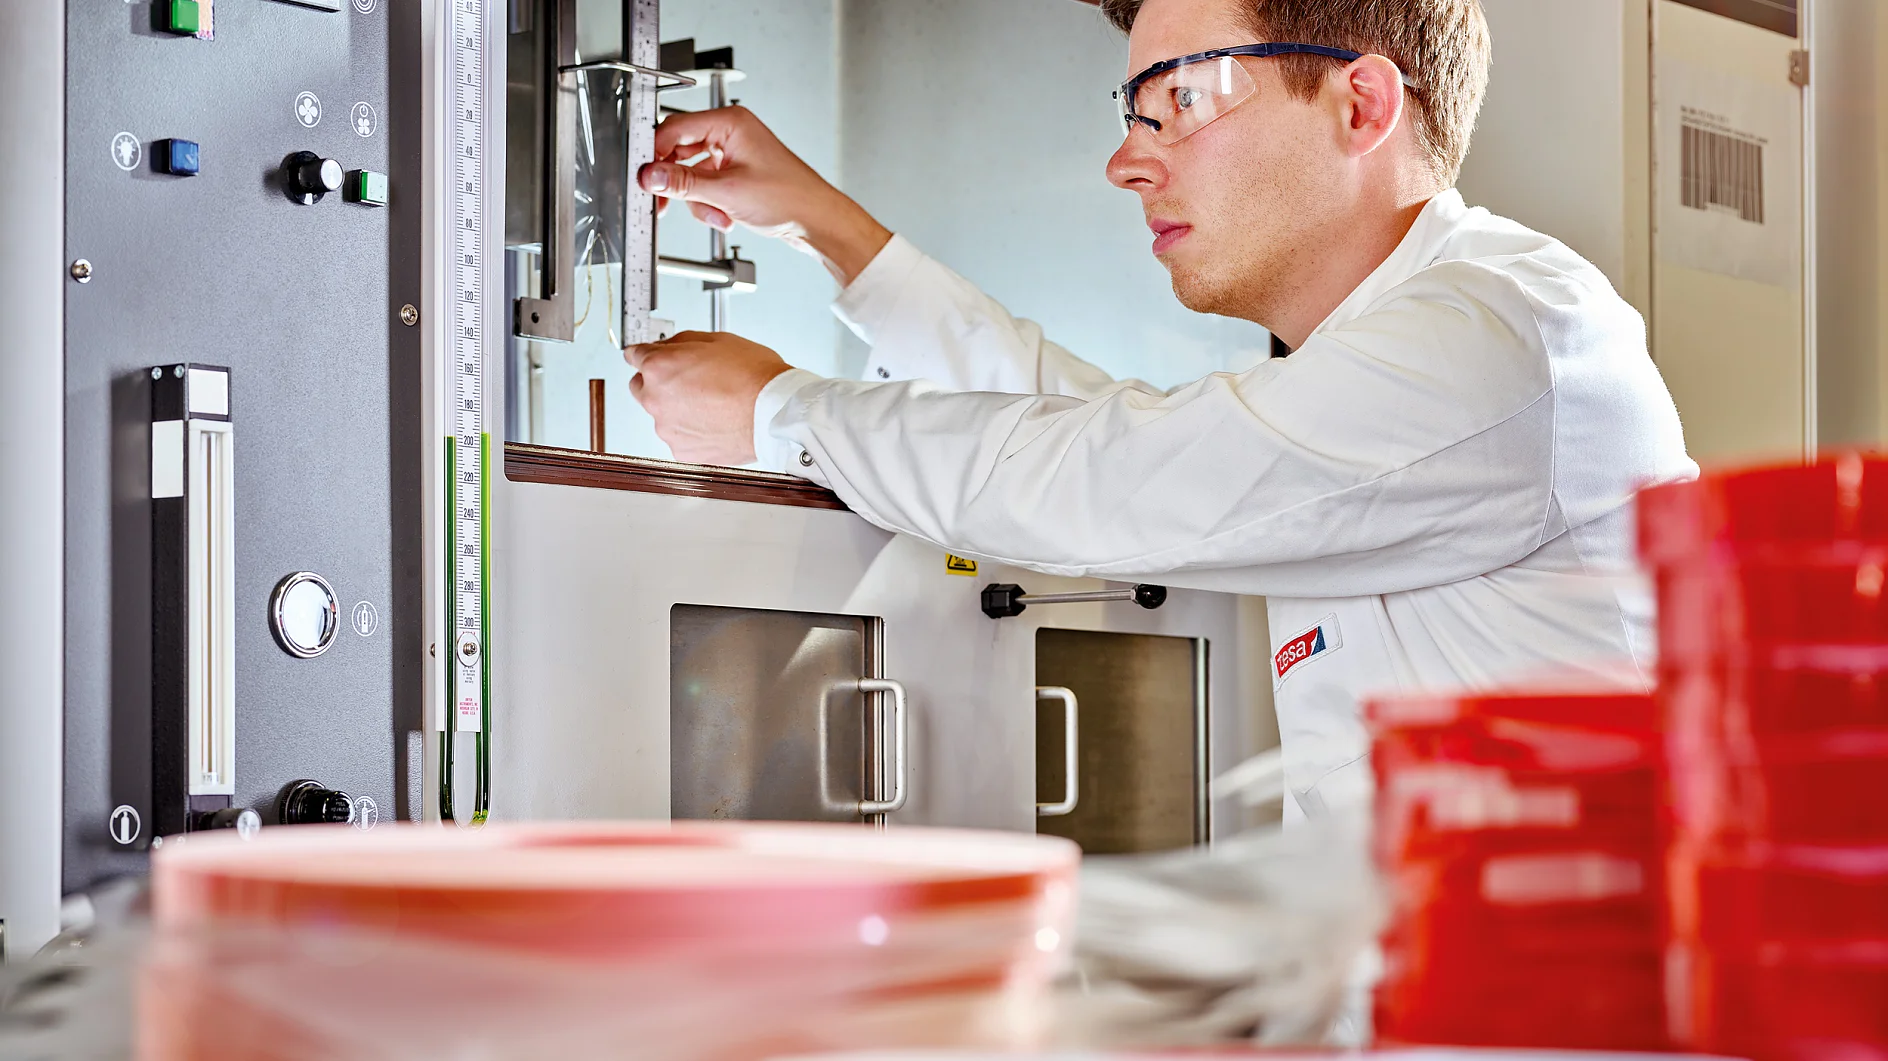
[447,0,486,736]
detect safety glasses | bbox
[1115,43,1418,146]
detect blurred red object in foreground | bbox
[1370,688,1666,1050]
[141,821,1077,1061]
[1642,453,1888,1061]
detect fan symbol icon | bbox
[351,102,377,138]
[295,92,322,128]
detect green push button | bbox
[162,0,201,35]
[348,170,389,207]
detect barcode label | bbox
[1680,117,1765,225]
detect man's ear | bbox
[1337,54,1407,158]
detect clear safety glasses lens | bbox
[1118,55,1256,146]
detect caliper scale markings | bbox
[443,0,491,823]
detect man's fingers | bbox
[651,106,749,163]
[639,161,712,200]
[687,201,733,230]
[623,343,648,369]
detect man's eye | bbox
[1174,87,1204,110]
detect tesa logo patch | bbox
[1274,614,1342,684]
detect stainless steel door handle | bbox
[1036,686,1078,817]
[818,678,909,818]
[857,679,908,815]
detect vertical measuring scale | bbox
[443,0,492,825]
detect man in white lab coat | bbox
[626,0,1696,820]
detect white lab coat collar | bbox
[1305,187,1470,340]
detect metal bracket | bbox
[559,59,696,88]
[981,582,1167,619]
[657,252,757,291]
[1790,49,1810,88]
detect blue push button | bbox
[159,139,200,176]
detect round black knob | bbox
[278,779,353,825]
[1132,584,1168,610]
[283,151,344,204]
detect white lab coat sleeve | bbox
[767,262,1564,599]
[834,235,1164,399]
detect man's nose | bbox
[1106,128,1168,191]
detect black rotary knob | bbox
[193,807,263,838]
[278,779,354,825]
[284,151,344,204]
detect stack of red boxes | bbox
[1640,454,1888,1060]
[1370,688,1667,1049]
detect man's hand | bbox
[626,331,793,466]
[639,107,892,285]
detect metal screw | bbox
[428,642,436,657]
[70,259,92,283]
[400,304,419,326]
[798,451,814,467]
[174,366,184,377]
[150,367,163,380]
[459,640,477,658]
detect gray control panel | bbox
[63,0,422,888]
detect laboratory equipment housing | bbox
[2,0,1883,967]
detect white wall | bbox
[839,0,1272,389]
[0,0,65,962]
[1458,0,1638,304]
[653,0,844,364]
[1815,0,1883,447]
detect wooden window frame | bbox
[503,442,848,511]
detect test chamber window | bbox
[504,0,852,465]
[503,2,1270,466]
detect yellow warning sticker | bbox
[945,554,979,576]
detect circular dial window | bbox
[270,572,340,659]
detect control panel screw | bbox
[70,259,92,283]
[400,304,419,327]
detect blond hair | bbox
[1101,0,1491,183]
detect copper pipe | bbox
[588,379,606,453]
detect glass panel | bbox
[505,0,1272,466]
[504,0,643,451]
